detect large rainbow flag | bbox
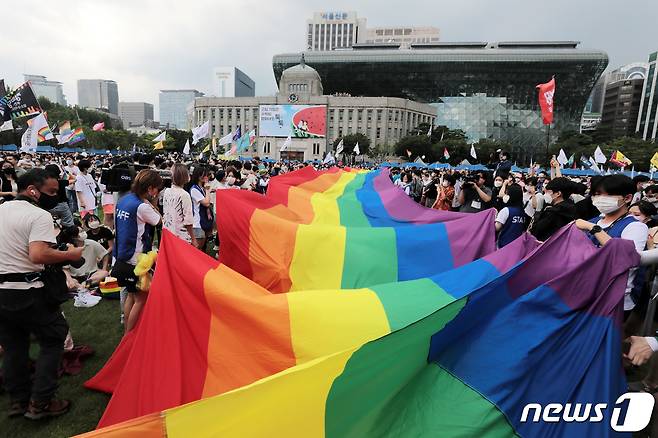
[217,168,496,292]
[80,224,637,437]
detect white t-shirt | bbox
[241,173,258,190]
[190,186,206,229]
[75,173,97,211]
[123,203,161,266]
[162,186,194,243]
[596,215,649,311]
[68,239,108,277]
[0,200,56,289]
[495,207,510,225]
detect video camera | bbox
[100,162,149,193]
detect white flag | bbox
[152,131,166,142]
[354,142,360,155]
[427,124,432,137]
[183,139,190,155]
[21,124,38,153]
[557,149,568,166]
[218,130,234,146]
[132,143,137,153]
[470,145,477,159]
[281,134,291,152]
[335,139,344,155]
[323,152,335,165]
[192,121,210,145]
[0,120,12,132]
[594,146,607,164]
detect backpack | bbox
[191,185,215,232]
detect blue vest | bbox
[587,215,637,247]
[588,214,645,304]
[497,206,527,248]
[114,193,152,263]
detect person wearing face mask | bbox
[186,166,213,252]
[575,174,648,318]
[494,184,528,248]
[643,185,658,210]
[44,164,75,231]
[1,161,18,202]
[632,175,651,204]
[111,169,163,333]
[162,164,197,248]
[63,226,110,288]
[528,177,577,242]
[0,169,84,420]
[74,160,97,219]
[83,214,114,253]
[431,174,455,211]
[492,172,508,210]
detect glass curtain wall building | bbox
[273,42,608,157]
[636,52,658,143]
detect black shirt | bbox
[87,226,114,249]
[529,200,577,241]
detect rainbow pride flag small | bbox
[68,127,86,145]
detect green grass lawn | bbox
[0,299,123,438]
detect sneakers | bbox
[8,401,28,418]
[74,290,102,308]
[24,399,71,420]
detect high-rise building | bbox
[636,52,658,142]
[274,41,608,156]
[362,26,440,49]
[159,89,204,129]
[119,102,154,128]
[600,78,644,137]
[77,79,119,115]
[24,74,67,106]
[212,67,255,97]
[586,62,648,114]
[306,11,365,51]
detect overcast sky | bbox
[2,0,657,120]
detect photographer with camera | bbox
[0,169,83,420]
[458,172,492,213]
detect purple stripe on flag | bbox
[372,169,472,224]
[483,233,541,273]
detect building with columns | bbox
[193,59,435,160]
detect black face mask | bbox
[37,191,60,210]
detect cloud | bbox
[2,0,656,121]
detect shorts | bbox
[111,261,138,293]
[103,204,115,215]
[193,228,206,239]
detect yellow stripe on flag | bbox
[651,152,658,170]
[310,172,357,226]
[153,141,164,150]
[289,224,346,291]
[287,288,390,364]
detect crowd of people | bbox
[3,148,658,427]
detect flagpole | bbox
[545,124,551,166]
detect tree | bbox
[332,133,370,155]
[394,135,438,162]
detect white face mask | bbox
[494,180,503,188]
[543,192,554,204]
[226,176,236,185]
[644,195,657,204]
[592,195,623,215]
[502,195,510,204]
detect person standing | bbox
[111,169,162,333]
[44,164,75,231]
[162,164,197,247]
[74,159,97,219]
[0,169,83,419]
[458,172,492,213]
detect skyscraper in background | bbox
[77,79,119,115]
[362,26,440,48]
[119,102,154,128]
[637,51,658,143]
[306,11,365,51]
[24,74,67,106]
[212,67,255,97]
[159,89,204,129]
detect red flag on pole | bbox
[536,77,556,125]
